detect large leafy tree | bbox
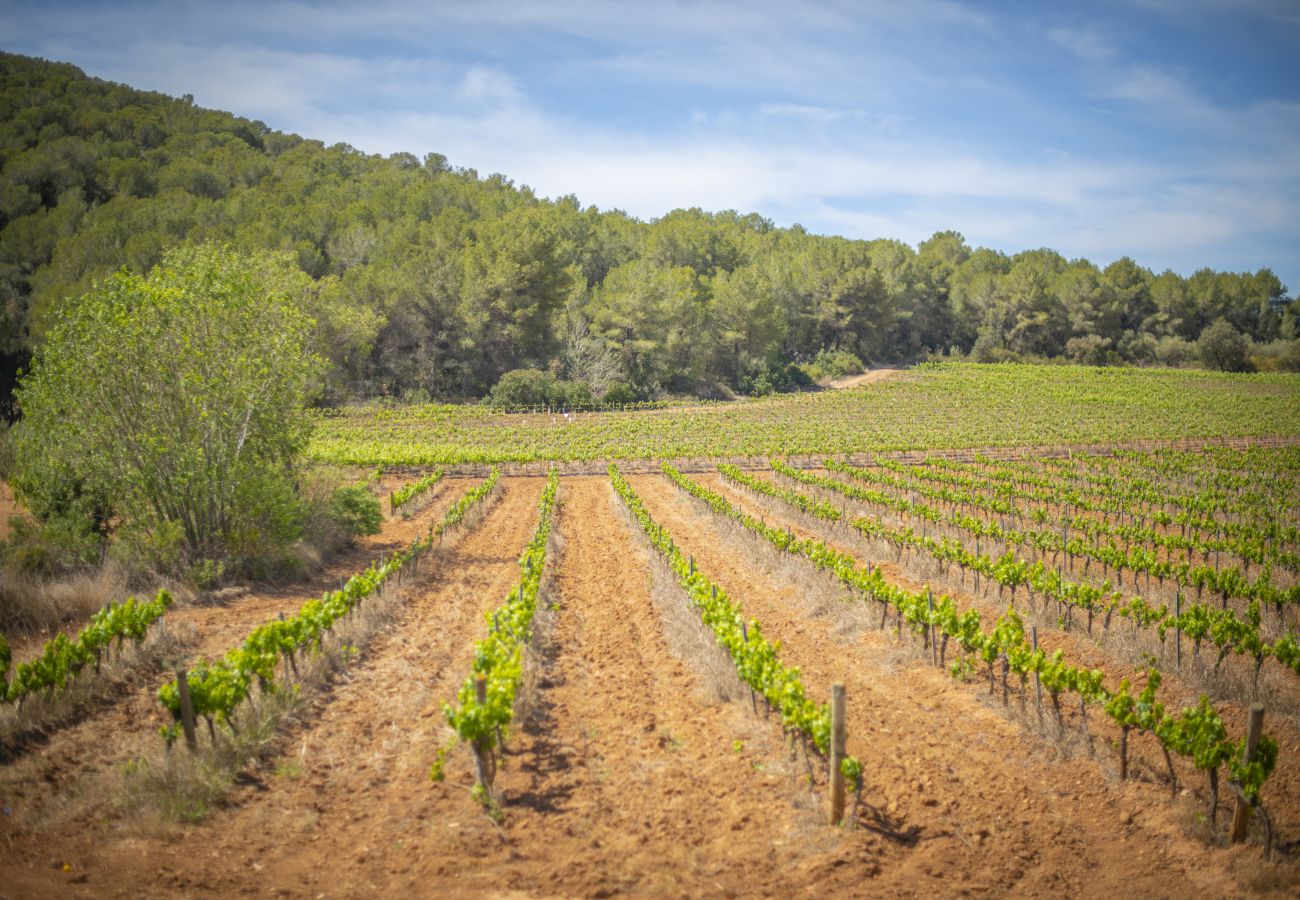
[13,243,323,570]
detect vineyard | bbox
[2,370,1300,896]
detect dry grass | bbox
[0,564,134,634]
[0,621,191,758]
[607,481,748,706]
[116,558,411,825]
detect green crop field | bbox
[308,363,1300,466]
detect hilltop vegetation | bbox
[1,51,1297,419]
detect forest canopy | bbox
[1,50,1296,416]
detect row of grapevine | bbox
[308,364,1300,468]
[609,464,862,797]
[390,468,445,515]
[930,452,1294,567]
[2,591,173,707]
[1045,446,1300,521]
[158,471,502,745]
[665,464,1280,824]
[434,467,501,534]
[438,469,559,795]
[842,457,1299,597]
[745,462,1300,686]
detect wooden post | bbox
[1031,627,1043,729]
[829,684,847,826]
[175,669,198,753]
[927,588,937,667]
[1174,594,1182,669]
[741,620,757,713]
[473,675,493,790]
[1230,704,1265,843]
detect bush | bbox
[489,368,599,408]
[1154,335,1198,368]
[1064,334,1112,366]
[1198,318,1251,372]
[328,484,382,538]
[601,382,638,405]
[798,349,866,382]
[1248,338,1300,372]
[12,243,323,577]
[552,378,593,408]
[3,512,101,576]
[738,361,808,397]
[489,368,557,407]
[1117,330,1157,365]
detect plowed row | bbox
[1,474,1295,897]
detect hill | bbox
[1,51,1296,417]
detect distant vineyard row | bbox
[308,364,1300,466]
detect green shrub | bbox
[328,484,382,538]
[489,368,557,407]
[601,382,638,405]
[1198,318,1251,372]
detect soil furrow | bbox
[0,476,531,897]
[0,479,473,814]
[435,476,875,897]
[630,472,1249,898]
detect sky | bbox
[3,0,1299,293]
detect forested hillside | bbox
[1,51,1296,415]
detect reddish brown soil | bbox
[647,470,1300,894]
[698,468,1300,793]
[1,474,1296,897]
[0,477,472,826]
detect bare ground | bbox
[0,474,1295,897]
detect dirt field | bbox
[1,474,1296,897]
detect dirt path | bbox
[431,476,869,896]
[827,368,903,390]
[630,473,1271,897]
[0,476,539,897]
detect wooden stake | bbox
[175,669,198,753]
[1230,704,1265,843]
[829,684,847,826]
[473,675,494,790]
[1174,593,1182,670]
[927,588,937,667]
[1032,627,1043,730]
[741,620,757,713]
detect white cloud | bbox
[1046,25,1117,62]
[1,0,1296,288]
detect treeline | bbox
[2,51,1296,414]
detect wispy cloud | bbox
[1,0,1297,289]
[1047,25,1118,62]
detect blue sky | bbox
[4,0,1299,293]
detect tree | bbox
[13,243,324,573]
[1197,318,1250,372]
